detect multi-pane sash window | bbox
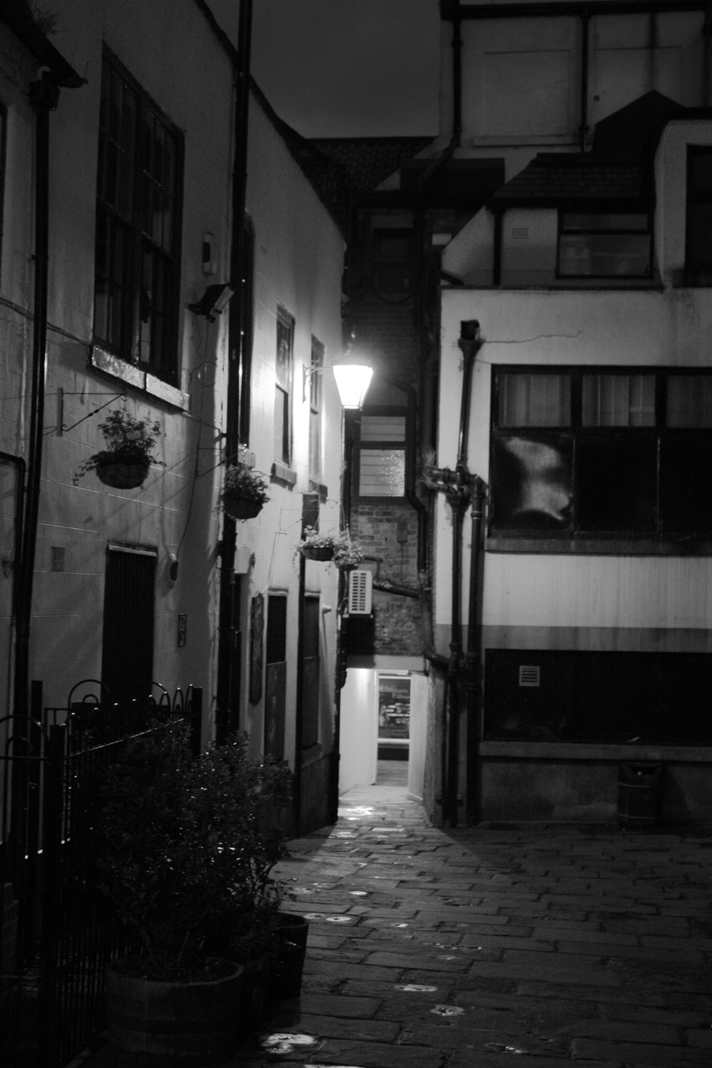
[274,308,294,466]
[491,369,712,539]
[558,213,652,278]
[309,338,324,482]
[686,147,712,273]
[94,51,183,383]
[357,411,407,497]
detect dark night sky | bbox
[206,0,440,137]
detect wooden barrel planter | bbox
[107,958,243,1065]
[97,461,150,489]
[223,497,263,520]
[272,913,309,999]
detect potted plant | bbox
[96,722,292,1062]
[75,408,165,489]
[295,527,364,567]
[219,462,270,520]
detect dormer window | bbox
[557,212,651,278]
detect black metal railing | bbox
[0,680,202,1067]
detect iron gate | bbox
[0,679,202,1067]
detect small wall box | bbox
[348,570,372,615]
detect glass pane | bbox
[498,374,571,427]
[491,434,573,530]
[686,204,712,271]
[582,375,655,427]
[688,150,712,194]
[559,234,650,276]
[667,376,712,428]
[360,415,406,442]
[274,386,289,463]
[276,315,292,389]
[562,213,648,231]
[359,449,405,496]
[576,434,657,532]
[661,434,712,532]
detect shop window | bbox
[94,50,183,384]
[557,213,651,278]
[490,369,712,540]
[485,649,712,746]
[357,411,406,498]
[274,308,294,466]
[686,146,712,273]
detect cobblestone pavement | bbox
[79,781,712,1068]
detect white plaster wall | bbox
[435,286,712,646]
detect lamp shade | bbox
[333,360,373,410]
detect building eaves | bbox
[310,137,436,193]
[0,0,84,87]
[491,154,649,208]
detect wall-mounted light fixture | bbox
[189,283,234,322]
[303,351,374,411]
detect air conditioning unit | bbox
[347,569,373,615]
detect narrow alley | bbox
[72,761,712,1068]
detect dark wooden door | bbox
[101,547,156,705]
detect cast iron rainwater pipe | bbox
[428,320,482,827]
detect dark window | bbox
[301,597,320,750]
[94,51,183,384]
[102,546,156,706]
[485,649,712,746]
[372,228,412,293]
[265,594,287,761]
[558,213,651,278]
[686,146,712,273]
[357,410,407,498]
[0,103,6,282]
[309,338,323,482]
[274,308,294,465]
[490,369,712,539]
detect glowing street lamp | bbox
[332,354,373,410]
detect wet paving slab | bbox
[75,782,712,1068]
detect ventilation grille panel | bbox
[518,665,540,688]
[348,570,373,615]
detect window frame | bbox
[355,406,408,501]
[93,48,184,386]
[308,336,324,483]
[556,210,653,280]
[274,306,295,468]
[685,145,712,274]
[489,367,712,548]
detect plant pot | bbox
[223,497,263,520]
[272,913,309,999]
[107,958,243,1066]
[97,461,150,489]
[301,546,334,561]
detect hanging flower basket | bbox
[219,463,270,519]
[97,460,150,489]
[75,410,164,488]
[295,527,364,566]
[223,496,264,521]
[302,545,334,561]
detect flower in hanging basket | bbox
[219,463,270,520]
[295,527,364,567]
[75,409,165,488]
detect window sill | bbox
[91,347,189,410]
[271,461,297,486]
[480,741,712,762]
[301,742,323,768]
[309,478,328,502]
[486,537,712,556]
[672,269,712,287]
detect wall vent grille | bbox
[518,665,540,688]
[348,570,373,615]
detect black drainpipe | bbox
[217,0,253,742]
[13,73,59,721]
